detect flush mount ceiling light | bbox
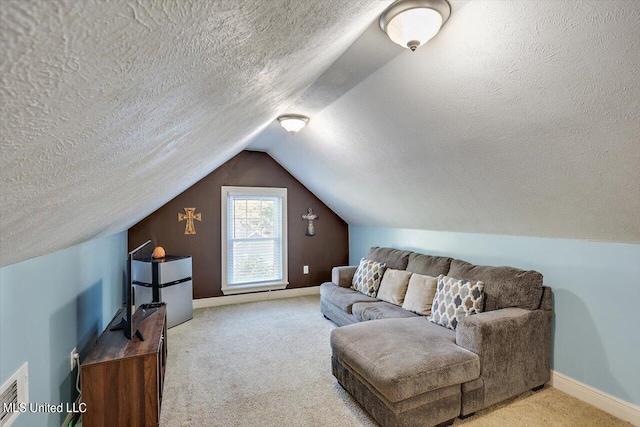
[380,0,451,51]
[277,114,309,135]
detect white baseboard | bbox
[550,370,640,426]
[193,286,320,309]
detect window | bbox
[221,186,288,295]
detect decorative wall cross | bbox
[178,207,202,235]
[302,208,319,237]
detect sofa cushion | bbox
[352,301,420,321]
[406,253,453,276]
[376,269,412,305]
[320,282,379,314]
[331,317,480,403]
[402,273,438,315]
[366,247,411,270]
[430,275,484,330]
[352,258,386,297]
[321,299,359,326]
[448,259,543,311]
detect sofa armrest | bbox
[332,266,357,288]
[456,308,552,408]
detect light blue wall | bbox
[349,226,640,406]
[0,232,127,427]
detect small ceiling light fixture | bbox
[379,0,451,51]
[277,114,309,135]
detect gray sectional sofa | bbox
[322,247,552,427]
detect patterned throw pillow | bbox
[351,258,386,297]
[429,275,484,330]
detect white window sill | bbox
[221,282,288,295]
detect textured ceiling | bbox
[3,1,639,267]
[0,0,390,266]
[253,0,640,243]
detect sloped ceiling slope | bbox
[257,0,640,243]
[0,0,390,266]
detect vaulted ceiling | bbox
[0,0,390,266]
[250,0,640,244]
[2,1,639,267]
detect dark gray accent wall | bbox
[129,151,349,299]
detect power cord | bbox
[74,353,81,394]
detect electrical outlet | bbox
[70,348,79,372]
[303,265,309,274]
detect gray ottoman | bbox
[330,318,480,427]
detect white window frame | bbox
[221,186,288,295]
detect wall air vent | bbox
[0,363,28,427]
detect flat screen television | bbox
[110,239,152,340]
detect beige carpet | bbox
[160,296,630,427]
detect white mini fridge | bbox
[132,255,194,328]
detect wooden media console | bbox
[81,305,167,427]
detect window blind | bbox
[226,194,283,286]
